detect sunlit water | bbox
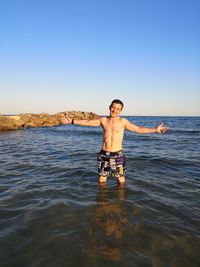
[0,116,199,267]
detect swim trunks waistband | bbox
[100,150,123,156]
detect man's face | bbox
[109,103,123,117]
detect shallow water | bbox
[0,116,200,267]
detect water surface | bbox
[0,116,199,267]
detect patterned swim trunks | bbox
[97,150,126,178]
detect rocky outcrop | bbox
[0,111,99,131]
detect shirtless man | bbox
[61,99,168,184]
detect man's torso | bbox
[100,117,126,152]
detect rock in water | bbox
[0,111,100,131]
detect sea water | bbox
[0,116,199,267]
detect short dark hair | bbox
[110,99,124,109]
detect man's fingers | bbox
[157,123,169,134]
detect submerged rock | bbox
[0,111,99,131]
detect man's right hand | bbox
[60,114,72,124]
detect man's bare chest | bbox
[103,122,124,134]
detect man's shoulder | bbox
[99,116,107,125]
[120,117,128,121]
[120,117,129,124]
[100,116,107,121]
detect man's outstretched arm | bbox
[124,119,168,134]
[60,115,101,127]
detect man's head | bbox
[109,99,124,117]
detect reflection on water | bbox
[93,185,128,261]
[89,185,141,264]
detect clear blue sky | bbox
[1,0,200,115]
